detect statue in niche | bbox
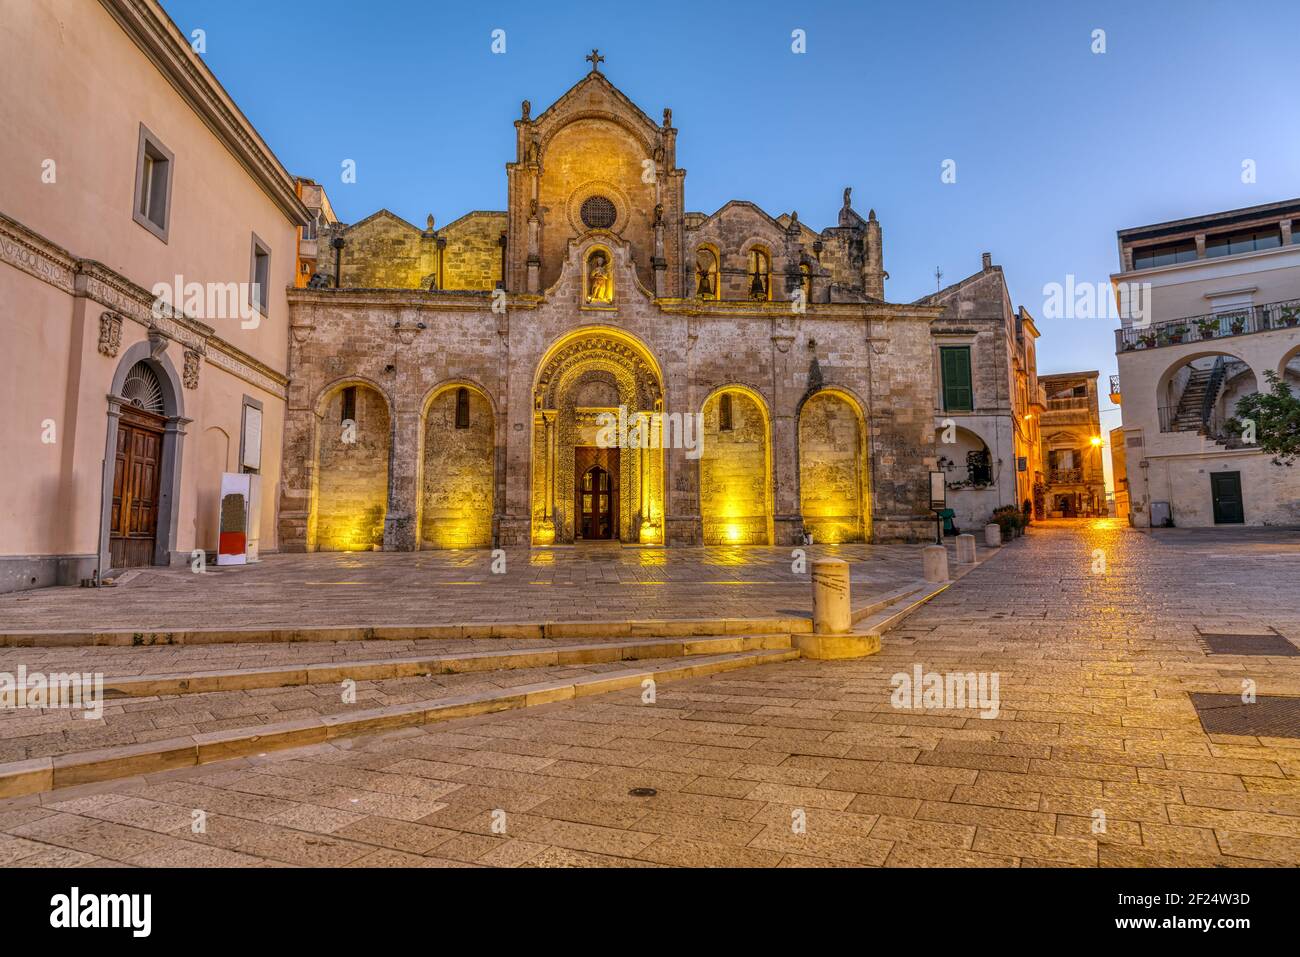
[587,251,613,303]
[526,137,539,165]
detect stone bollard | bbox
[811,559,851,635]
[922,544,949,583]
[984,523,1002,548]
[956,533,977,564]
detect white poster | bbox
[241,404,262,471]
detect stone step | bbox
[77,634,793,698]
[0,648,799,798]
[0,616,813,648]
[855,580,953,636]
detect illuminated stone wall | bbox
[799,392,865,542]
[421,388,494,548]
[314,386,390,550]
[326,210,505,291]
[699,390,770,544]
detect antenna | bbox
[934,267,943,291]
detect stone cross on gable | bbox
[586,49,604,72]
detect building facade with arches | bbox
[279,63,943,551]
[1111,198,1300,527]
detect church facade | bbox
[279,60,944,552]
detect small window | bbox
[1132,239,1196,269]
[302,212,319,242]
[580,195,617,230]
[133,124,174,242]
[940,346,973,412]
[455,387,470,429]
[1206,228,1283,258]
[695,247,719,299]
[719,393,734,432]
[249,233,271,314]
[747,248,770,301]
[341,386,356,424]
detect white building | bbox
[1111,198,1300,527]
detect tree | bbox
[1228,370,1300,465]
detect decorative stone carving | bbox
[183,348,201,390]
[98,311,122,357]
[147,327,168,358]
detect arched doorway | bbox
[699,386,773,545]
[531,329,664,545]
[420,383,495,548]
[311,380,391,551]
[577,464,616,539]
[111,362,167,567]
[799,390,869,543]
[100,343,187,573]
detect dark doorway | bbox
[578,466,615,540]
[110,406,165,567]
[1211,471,1244,524]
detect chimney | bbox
[982,252,993,271]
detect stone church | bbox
[279,57,942,552]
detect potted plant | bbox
[1280,307,1299,328]
[1196,318,1219,339]
[1166,325,1188,344]
[1138,333,1157,349]
[1229,316,1246,335]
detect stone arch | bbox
[418,380,496,549]
[1154,349,1259,433]
[694,243,721,300]
[99,340,188,573]
[799,389,870,543]
[739,241,773,301]
[699,384,773,545]
[531,327,665,544]
[310,377,392,551]
[1277,341,1300,382]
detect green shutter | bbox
[941,347,973,411]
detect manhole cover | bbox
[1198,629,1298,657]
[1189,693,1300,739]
[628,787,657,797]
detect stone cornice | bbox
[97,0,309,227]
[0,210,288,398]
[286,287,943,323]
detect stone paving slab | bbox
[0,542,974,632]
[4,520,1298,867]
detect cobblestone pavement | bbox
[0,542,960,633]
[4,519,1300,867]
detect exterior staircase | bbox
[1172,364,1214,432]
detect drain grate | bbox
[1189,693,1300,739]
[1196,626,1297,657]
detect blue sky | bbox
[163,0,1300,440]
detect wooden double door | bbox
[575,447,619,540]
[110,407,165,567]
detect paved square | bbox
[3,521,1299,867]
